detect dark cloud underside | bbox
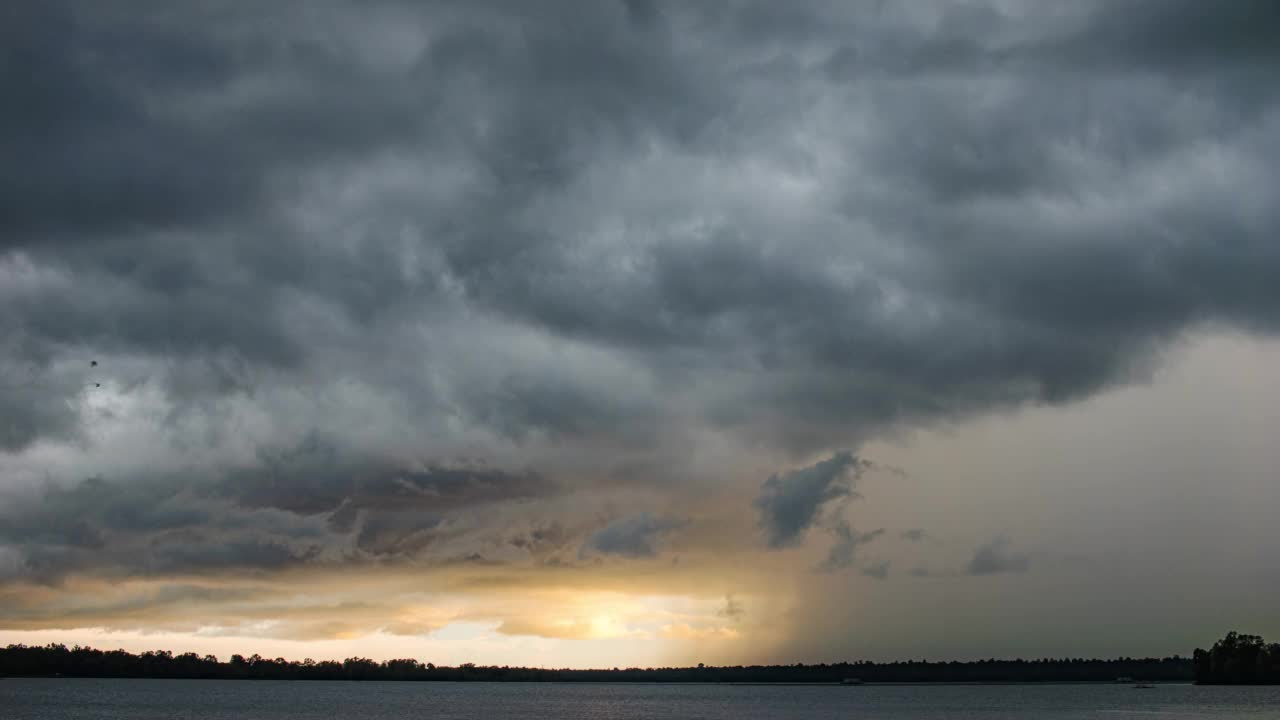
[0,0,1278,587]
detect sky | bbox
[2,0,1279,668]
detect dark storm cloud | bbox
[2,0,1280,585]
[579,512,681,559]
[755,452,869,549]
[0,476,207,549]
[1048,0,1280,70]
[0,475,328,583]
[0,363,83,452]
[0,2,437,243]
[0,0,721,451]
[0,439,558,582]
[967,537,1031,576]
[226,433,554,516]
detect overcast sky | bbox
[2,0,1279,667]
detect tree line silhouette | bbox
[1,643,1202,682]
[1192,632,1280,685]
[7,631,1275,683]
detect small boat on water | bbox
[841,678,864,686]
[1133,682,1156,689]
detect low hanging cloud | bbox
[754,452,870,549]
[967,537,1032,576]
[579,513,682,559]
[223,433,557,516]
[0,446,564,583]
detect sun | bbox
[589,614,625,638]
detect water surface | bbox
[3,679,1278,719]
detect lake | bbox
[2,679,1278,719]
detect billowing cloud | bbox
[3,1,1277,466]
[0,448,562,583]
[580,513,682,559]
[755,452,868,548]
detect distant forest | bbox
[2,632,1275,683]
[1192,632,1280,685]
[1,644,1201,683]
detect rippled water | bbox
[3,679,1278,719]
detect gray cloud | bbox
[0,476,209,550]
[0,438,559,583]
[862,560,891,581]
[507,522,572,558]
[755,452,869,549]
[0,358,85,452]
[967,537,1031,576]
[1,1,1279,597]
[579,512,681,559]
[2,1,1277,458]
[225,433,554,516]
[1046,0,1280,71]
[0,474,328,583]
[820,524,885,572]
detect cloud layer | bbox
[2,0,1279,661]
